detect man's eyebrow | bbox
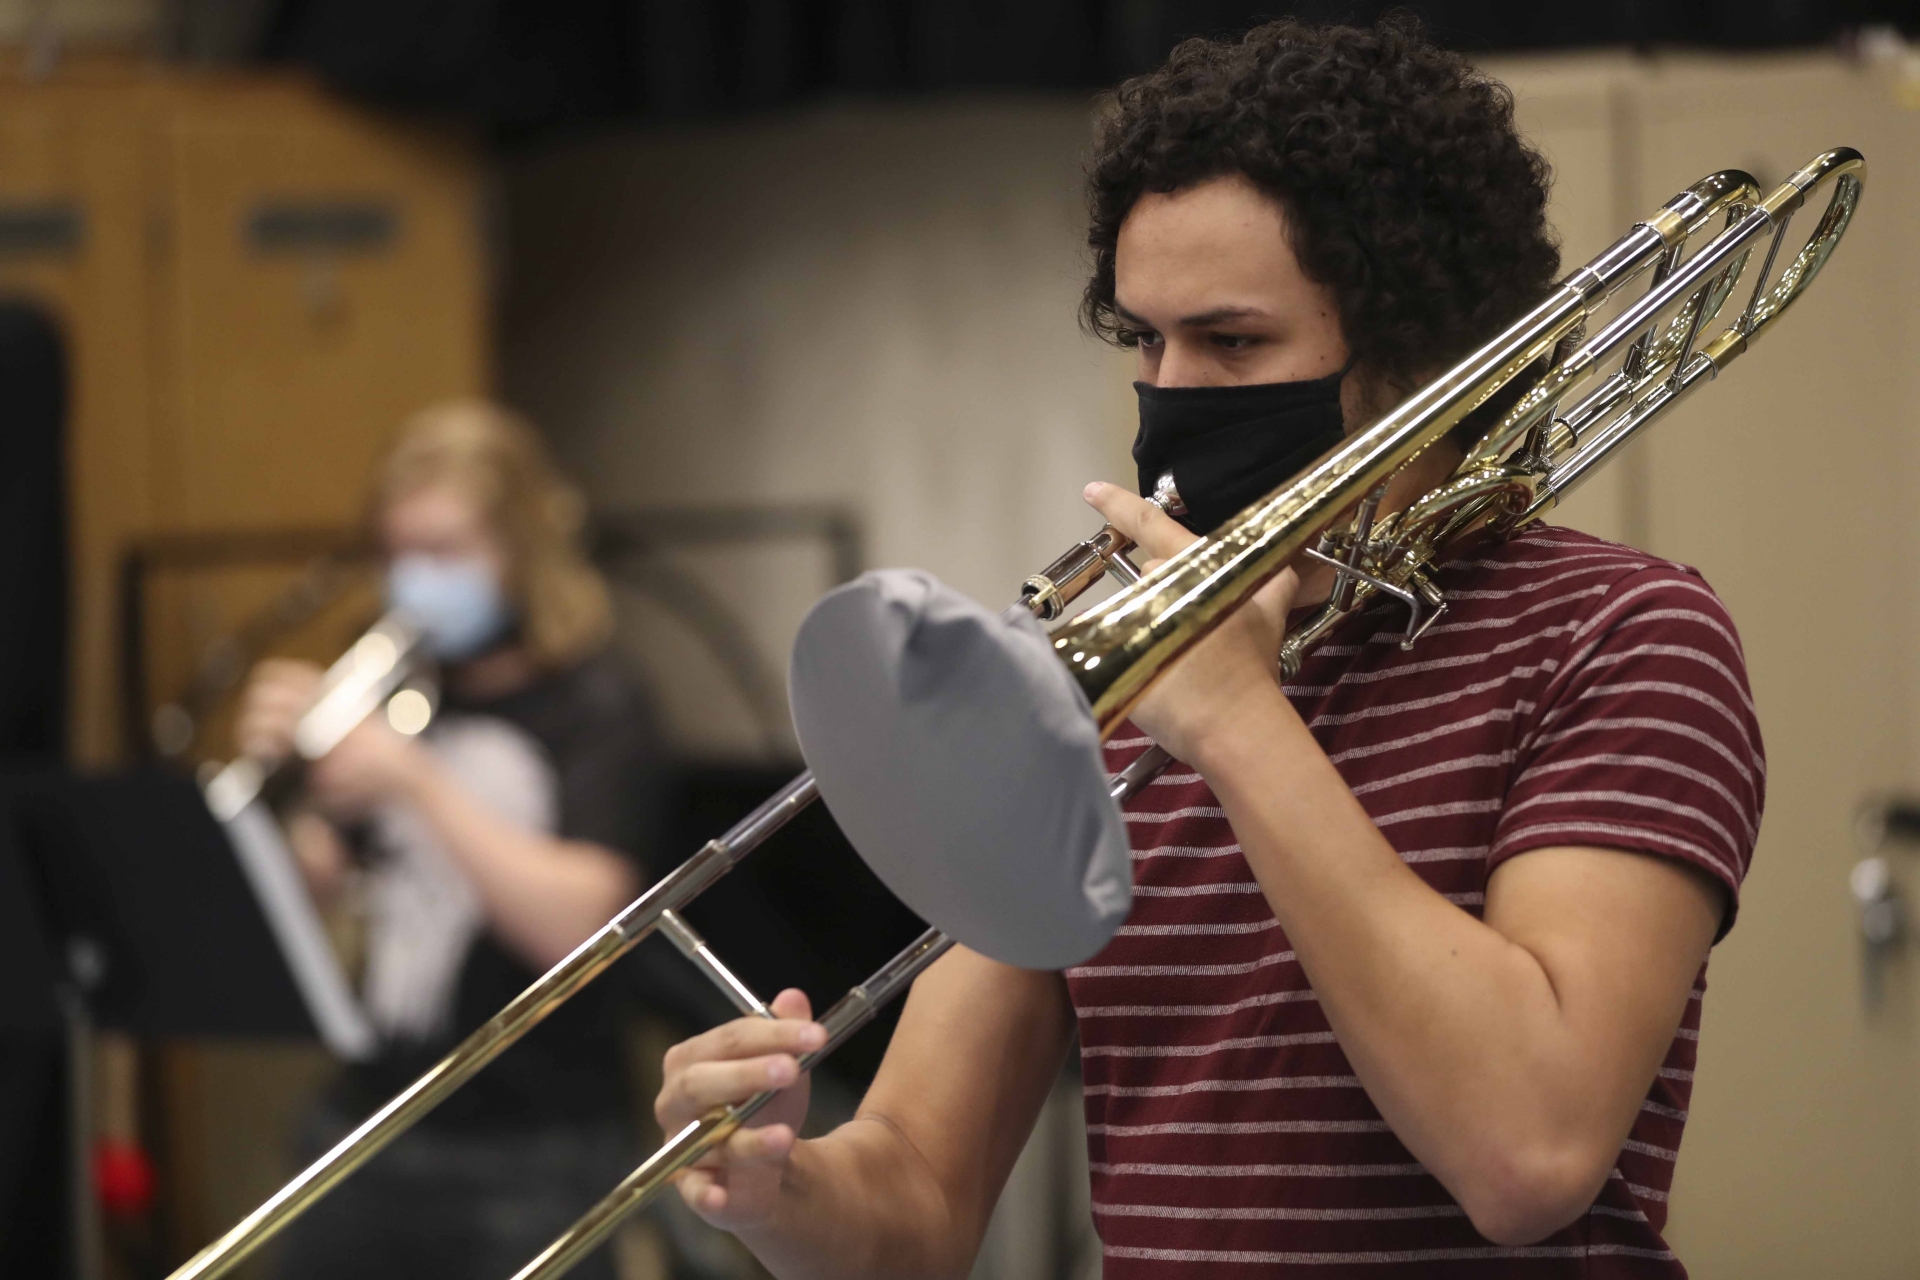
[1176,305,1270,327]
[1111,302,1273,328]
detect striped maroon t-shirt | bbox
[1067,524,1764,1277]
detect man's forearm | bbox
[735,1116,971,1280]
[658,954,1070,1279]
[1191,683,1702,1238]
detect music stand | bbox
[12,771,336,1042]
[5,769,372,1280]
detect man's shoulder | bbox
[1437,524,1716,613]
[1401,524,1747,682]
[1446,523,1692,579]
[1450,526,1752,706]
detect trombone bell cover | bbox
[789,570,1132,970]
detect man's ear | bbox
[1339,363,1396,435]
[1348,362,1458,437]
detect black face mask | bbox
[1133,364,1350,535]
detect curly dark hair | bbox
[1083,14,1560,431]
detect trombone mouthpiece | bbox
[1152,472,1187,517]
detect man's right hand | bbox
[235,658,324,764]
[656,988,825,1230]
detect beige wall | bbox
[497,84,1638,757]
[502,52,1920,1279]
[503,99,1137,757]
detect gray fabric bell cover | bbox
[789,569,1132,970]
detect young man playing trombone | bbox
[657,18,1760,1276]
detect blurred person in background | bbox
[652,17,1762,1279]
[238,401,724,1279]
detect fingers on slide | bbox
[656,992,824,1131]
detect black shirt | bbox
[337,648,667,1131]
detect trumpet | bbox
[169,146,1863,1280]
[202,610,435,824]
[196,612,436,1064]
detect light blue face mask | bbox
[385,553,512,662]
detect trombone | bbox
[170,146,1864,1280]
[169,504,1169,1280]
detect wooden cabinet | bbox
[0,57,486,766]
[0,57,488,1270]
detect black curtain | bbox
[0,301,70,1277]
[259,0,1918,137]
[0,303,66,764]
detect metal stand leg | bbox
[57,985,102,1280]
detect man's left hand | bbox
[1082,481,1300,770]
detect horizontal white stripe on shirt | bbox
[1502,788,1743,864]
[1088,1118,1390,1136]
[1129,843,1247,860]
[1094,1201,1460,1222]
[1589,1203,1652,1223]
[1349,753,1511,798]
[1308,667,1546,729]
[1117,918,1281,938]
[1328,707,1519,765]
[1131,881,1268,898]
[1529,712,1759,789]
[1372,797,1505,828]
[1399,845,1491,864]
[1081,1031,1337,1058]
[1447,560,1643,602]
[1076,988,1317,1018]
[1496,818,1739,884]
[1102,1244,1675,1265]
[1083,1074,1361,1098]
[1092,1161,1425,1178]
[1069,951,1297,980]
[1127,805,1230,823]
[1518,751,1757,842]
[1564,675,1750,739]
[1622,1139,1679,1161]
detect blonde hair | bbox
[375,399,613,670]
